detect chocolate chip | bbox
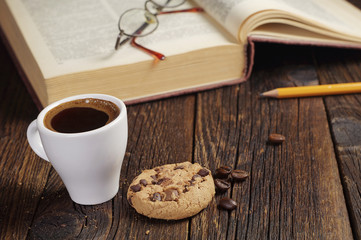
[139,179,148,186]
[197,168,210,177]
[268,133,286,144]
[164,189,179,201]
[151,180,158,185]
[150,175,157,180]
[231,170,249,181]
[157,177,171,185]
[174,165,184,170]
[130,184,141,192]
[218,197,237,210]
[183,185,190,193]
[151,192,162,202]
[214,179,231,192]
[192,174,201,181]
[215,166,232,179]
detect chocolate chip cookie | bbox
[127,161,215,220]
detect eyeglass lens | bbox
[116,0,197,61]
[149,0,186,8]
[119,9,159,37]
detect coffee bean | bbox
[215,166,232,179]
[139,179,148,186]
[231,170,249,181]
[268,133,286,144]
[220,165,232,172]
[151,192,162,201]
[218,197,237,210]
[197,168,210,177]
[214,179,231,192]
[130,184,141,192]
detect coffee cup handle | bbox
[27,120,49,162]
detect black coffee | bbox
[44,98,120,133]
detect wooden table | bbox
[1,34,361,239]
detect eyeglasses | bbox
[114,0,203,61]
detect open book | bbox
[1,0,361,108]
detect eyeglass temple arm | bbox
[158,7,203,15]
[115,26,165,61]
[115,21,150,50]
[115,33,130,50]
[115,7,204,59]
[131,37,165,61]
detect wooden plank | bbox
[315,46,361,239]
[114,98,195,240]
[1,31,360,240]
[191,85,241,240]
[28,97,196,239]
[190,43,353,239]
[0,40,51,239]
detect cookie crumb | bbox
[145,230,150,235]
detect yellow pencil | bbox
[260,82,361,98]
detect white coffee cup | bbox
[27,94,128,205]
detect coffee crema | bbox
[44,98,120,133]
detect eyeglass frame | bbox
[114,0,203,61]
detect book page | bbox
[194,0,361,41]
[7,0,237,78]
[271,0,361,35]
[194,0,282,39]
[251,24,361,48]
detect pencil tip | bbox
[259,89,278,98]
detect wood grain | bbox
[315,46,361,240]
[0,41,51,239]
[113,97,195,240]
[1,35,361,239]
[189,44,353,239]
[27,97,196,239]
